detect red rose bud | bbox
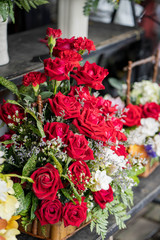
[65,131,94,161]
[44,122,69,142]
[93,185,114,209]
[68,160,91,191]
[0,100,25,125]
[35,199,62,225]
[122,104,142,127]
[30,163,63,200]
[141,102,160,120]
[44,58,73,81]
[23,72,47,87]
[71,61,109,90]
[49,92,81,120]
[63,197,87,227]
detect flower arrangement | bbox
[0,27,143,240]
[120,80,160,176]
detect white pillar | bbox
[58,0,89,38]
[0,16,9,66]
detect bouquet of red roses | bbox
[0,28,142,240]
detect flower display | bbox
[122,80,160,169]
[0,27,143,240]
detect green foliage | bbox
[83,0,99,15]
[61,188,76,204]
[83,0,143,15]
[13,183,26,214]
[0,0,48,22]
[30,194,39,220]
[49,151,63,175]
[88,198,130,240]
[21,153,37,183]
[0,77,21,99]
[25,108,45,138]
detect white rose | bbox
[140,118,159,137]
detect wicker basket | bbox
[19,218,91,240]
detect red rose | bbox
[53,37,75,53]
[0,130,14,148]
[96,98,118,117]
[44,58,73,81]
[122,104,142,127]
[0,100,25,125]
[49,92,81,119]
[105,120,127,143]
[46,28,62,38]
[65,131,94,161]
[72,108,110,142]
[68,161,91,191]
[22,72,47,87]
[68,86,91,102]
[73,37,96,53]
[63,197,87,227]
[58,49,82,67]
[44,122,69,142]
[71,61,109,90]
[31,163,63,200]
[93,185,114,209]
[35,199,62,226]
[141,102,160,120]
[111,117,123,131]
[111,145,128,158]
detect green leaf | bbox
[0,140,13,145]
[25,108,45,138]
[13,183,26,214]
[30,194,39,220]
[108,78,123,90]
[22,153,37,183]
[61,188,76,204]
[24,96,35,102]
[40,91,53,100]
[0,77,21,99]
[49,151,63,175]
[7,100,24,108]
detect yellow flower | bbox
[6,216,20,230]
[0,195,19,221]
[0,228,20,240]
